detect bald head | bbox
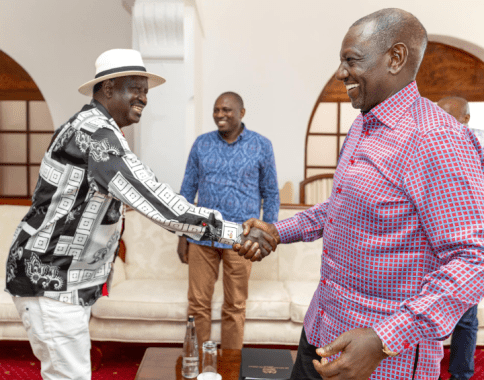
[437,96,470,125]
[351,8,428,79]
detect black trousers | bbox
[290,327,323,380]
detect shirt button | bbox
[403,342,410,350]
[324,249,328,254]
[336,186,342,193]
[322,279,327,285]
[365,130,370,136]
[329,218,333,224]
[350,158,355,165]
[320,310,324,316]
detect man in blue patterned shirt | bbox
[178,92,280,349]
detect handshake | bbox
[232,218,281,262]
[177,218,280,264]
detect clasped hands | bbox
[232,218,281,261]
[176,218,280,264]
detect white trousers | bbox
[13,296,92,380]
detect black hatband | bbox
[95,66,147,79]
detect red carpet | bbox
[0,341,147,380]
[1,342,483,379]
[440,346,484,380]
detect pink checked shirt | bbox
[275,82,484,379]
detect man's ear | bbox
[102,79,115,99]
[464,114,470,124]
[240,108,246,119]
[388,42,408,75]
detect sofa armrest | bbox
[111,256,126,288]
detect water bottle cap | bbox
[188,315,195,322]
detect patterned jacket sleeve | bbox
[180,137,200,204]
[260,140,280,224]
[372,126,484,354]
[86,127,242,245]
[274,201,329,243]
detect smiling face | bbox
[107,76,148,128]
[213,94,245,138]
[336,22,396,113]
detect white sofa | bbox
[1,204,483,346]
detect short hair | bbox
[92,79,115,96]
[352,8,428,78]
[217,92,244,109]
[93,81,104,96]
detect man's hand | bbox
[177,236,189,264]
[232,218,280,262]
[312,328,389,379]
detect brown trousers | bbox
[187,243,252,349]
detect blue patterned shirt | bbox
[181,125,280,248]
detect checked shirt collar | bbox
[365,81,420,130]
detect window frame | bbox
[0,50,53,199]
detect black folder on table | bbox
[239,348,293,380]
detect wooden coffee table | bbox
[135,347,297,380]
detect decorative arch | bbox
[0,50,44,100]
[304,40,484,179]
[0,50,54,199]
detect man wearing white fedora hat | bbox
[5,49,273,380]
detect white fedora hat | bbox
[78,49,166,96]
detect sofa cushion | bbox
[245,280,290,320]
[92,278,292,323]
[284,281,318,323]
[211,280,291,321]
[92,279,189,321]
[0,278,20,322]
[277,240,322,283]
[89,317,187,343]
[123,210,188,281]
[248,250,279,281]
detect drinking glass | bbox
[200,341,218,379]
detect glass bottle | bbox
[182,315,199,378]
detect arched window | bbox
[304,41,484,179]
[0,50,54,198]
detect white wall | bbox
[0,0,132,127]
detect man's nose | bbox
[335,63,348,81]
[139,92,147,106]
